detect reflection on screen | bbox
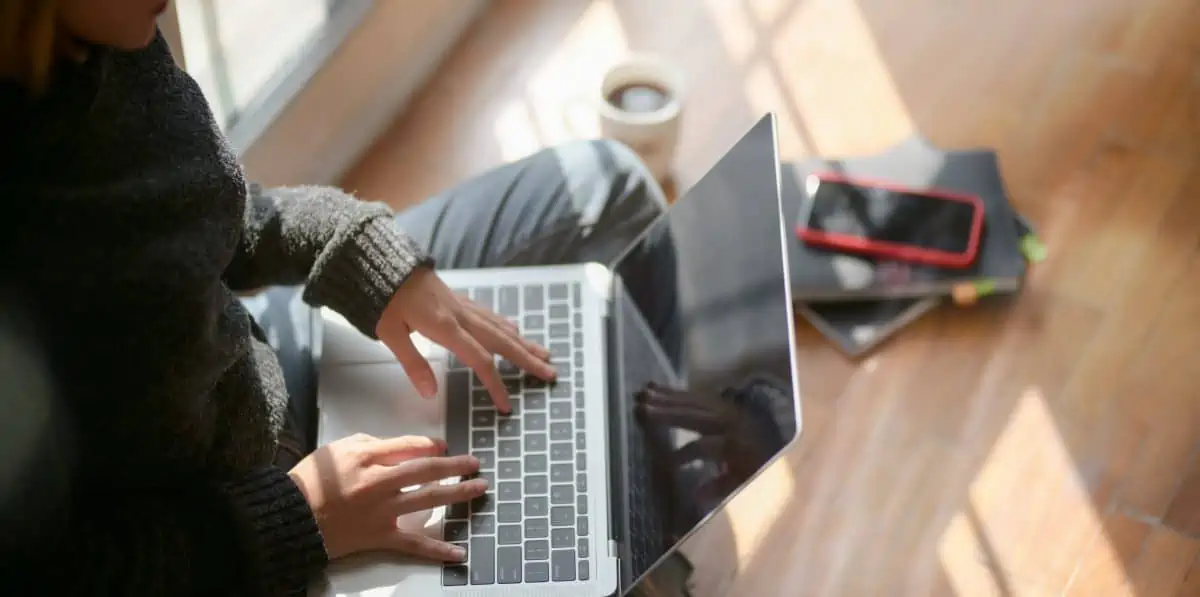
[608,115,800,594]
[806,177,979,254]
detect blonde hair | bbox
[0,0,60,92]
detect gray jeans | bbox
[259,139,675,464]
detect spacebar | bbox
[445,370,471,456]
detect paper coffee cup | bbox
[596,54,685,182]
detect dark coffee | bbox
[606,82,672,113]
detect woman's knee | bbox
[550,138,669,228]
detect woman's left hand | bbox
[376,266,556,413]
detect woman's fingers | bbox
[383,531,468,563]
[463,309,556,381]
[394,477,489,513]
[443,326,512,413]
[388,331,439,399]
[378,454,481,489]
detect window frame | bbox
[158,0,375,155]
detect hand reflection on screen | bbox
[634,376,791,533]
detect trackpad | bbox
[313,362,453,596]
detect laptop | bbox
[310,113,803,597]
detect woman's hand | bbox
[287,433,486,561]
[376,266,555,413]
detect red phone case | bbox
[795,172,986,269]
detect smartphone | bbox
[795,172,986,268]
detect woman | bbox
[0,1,670,595]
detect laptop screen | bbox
[607,113,802,593]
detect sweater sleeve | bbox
[223,183,433,338]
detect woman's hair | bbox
[0,0,60,91]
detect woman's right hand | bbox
[287,433,486,562]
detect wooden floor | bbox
[342,0,1200,595]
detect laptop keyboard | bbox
[441,282,593,587]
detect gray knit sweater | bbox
[0,33,430,596]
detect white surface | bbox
[312,264,620,597]
[595,53,686,182]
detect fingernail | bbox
[450,545,467,561]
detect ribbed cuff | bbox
[304,215,434,339]
[222,467,328,597]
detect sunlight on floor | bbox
[492,0,631,162]
[939,386,1121,595]
[760,0,914,157]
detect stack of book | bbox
[782,137,1046,357]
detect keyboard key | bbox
[497,503,522,523]
[525,392,547,410]
[472,390,492,407]
[552,549,577,581]
[526,475,548,494]
[551,464,572,483]
[526,540,550,561]
[549,323,570,339]
[555,361,572,378]
[498,287,519,316]
[527,333,545,347]
[472,430,495,449]
[576,474,588,493]
[548,283,569,301]
[471,492,493,514]
[470,537,496,585]
[498,359,520,376]
[472,410,495,427]
[548,304,569,320]
[552,528,575,549]
[498,482,521,502]
[474,287,494,310]
[524,314,545,330]
[525,453,547,473]
[551,485,573,504]
[526,562,550,583]
[498,461,521,480]
[524,374,548,390]
[575,452,587,470]
[498,440,520,458]
[578,516,589,536]
[525,413,547,431]
[550,506,574,526]
[446,371,470,455]
[447,500,470,520]
[470,515,495,535]
[474,450,495,470]
[550,422,572,441]
[502,378,521,395]
[549,342,570,358]
[498,419,521,437]
[551,383,571,399]
[525,496,548,517]
[572,284,581,308]
[498,525,522,546]
[576,494,588,514]
[497,546,522,584]
[573,313,582,327]
[443,565,469,586]
[549,402,572,420]
[525,517,549,539]
[578,538,589,558]
[574,351,584,367]
[575,410,586,428]
[444,520,469,542]
[579,560,590,581]
[523,285,544,310]
[576,432,586,450]
[550,442,572,462]
[525,433,547,452]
